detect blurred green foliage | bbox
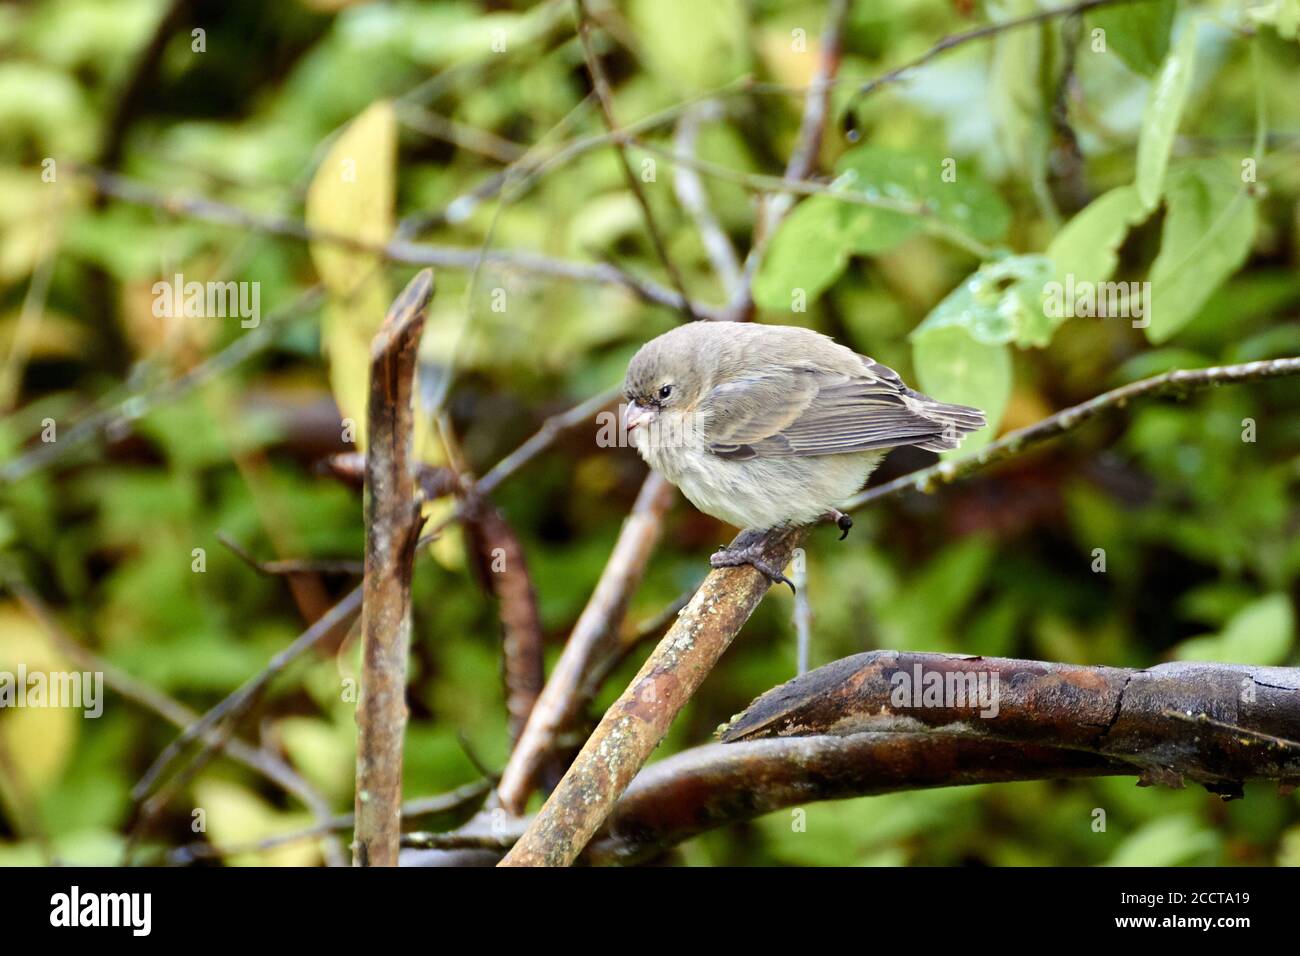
[0,0,1298,867]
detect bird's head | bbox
[621,326,713,443]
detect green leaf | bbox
[1146,162,1256,343]
[1173,593,1294,665]
[752,196,853,311]
[989,1,1050,191]
[305,100,396,452]
[755,147,1011,309]
[628,0,749,95]
[1087,0,1177,76]
[835,145,1011,244]
[1248,0,1300,41]
[911,325,1011,455]
[1046,185,1148,286]
[1106,816,1218,866]
[914,255,1055,347]
[1136,24,1198,212]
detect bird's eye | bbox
[658,385,673,401]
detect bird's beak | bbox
[623,401,657,432]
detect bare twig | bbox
[734,0,850,319]
[843,357,1300,511]
[128,583,362,805]
[1,284,326,484]
[395,102,528,164]
[847,0,1164,111]
[217,532,364,577]
[672,104,743,298]
[495,472,676,813]
[168,779,489,864]
[476,387,622,499]
[573,0,698,322]
[354,269,435,866]
[67,165,728,321]
[792,561,811,677]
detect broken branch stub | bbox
[354,268,435,867]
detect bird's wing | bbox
[705,356,985,460]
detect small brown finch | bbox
[622,322,985,587]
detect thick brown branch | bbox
[354,269,435,866]
[722,651,1300,795]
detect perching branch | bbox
[495,472,677,814]
[499,524,805,865]
[353,269,435,867]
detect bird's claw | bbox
[710,545,796,595]
[822,509,853,541]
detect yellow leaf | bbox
[305,101,396,451]
[192,779,320,867]
[0,603,79,800]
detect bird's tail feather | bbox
[911,397,986,452]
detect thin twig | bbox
[168,779,490,864]
[843,357,1300,511]
[847,0,1164,111]
[0,284,326,484]
[217,532,364,577]
[67,165,729,321]
[734,0,850,319]
[672,103,744,298]
[129,583,362,804]
[573,0,699,322]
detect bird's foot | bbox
[710,536,796,594]
[821,509,853,540]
